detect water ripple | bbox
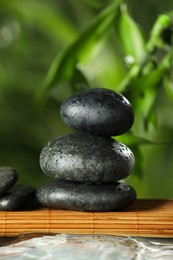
[0,234,173,260]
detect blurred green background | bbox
[0,0,173,198]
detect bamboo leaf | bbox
[117,13,173,93]
[119,45,173,94]
[40,0,124,95]
[115,133,159,146]
[164,74,173,101]
[147,14,171,51]
[116,4,146,63]
[70,67,91,93]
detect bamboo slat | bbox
[0,199,173,238]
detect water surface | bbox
[0,234,173,259]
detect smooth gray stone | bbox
[0,185,36,211]
[60,88,134,136]
[0,167,18,197]
[36,182,137,212]
[40,132,135,183]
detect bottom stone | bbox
[36,182,136,212]
[0,185,36,211]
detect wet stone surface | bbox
[0,185,36,211]
[36,181,137,211]
[60,88,134,136]
[39,132,135,183]
[38,88,137,212]
[0,167,19,197]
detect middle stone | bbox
[40,132,135,183]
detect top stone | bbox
[60,88,134,136]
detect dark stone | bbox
[36,181,136,212]
[40,132,135,183]
[0,185,36,211]
[0,167,18,197]
[60,88,134,136]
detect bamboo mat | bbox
[0,199,173,238]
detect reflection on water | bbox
[0,234,173,260]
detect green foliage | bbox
[40,0,124,95]
[0,0,173,197]
[164,71,173,101]
[116,4,146,62]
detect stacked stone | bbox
[37,88,137,212]
[0,167,35,210]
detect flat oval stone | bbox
[0,185,36,211]
[40,132,135,183]
[0,167,19,197]
[36,181,136,212]
[60,88,134,136]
